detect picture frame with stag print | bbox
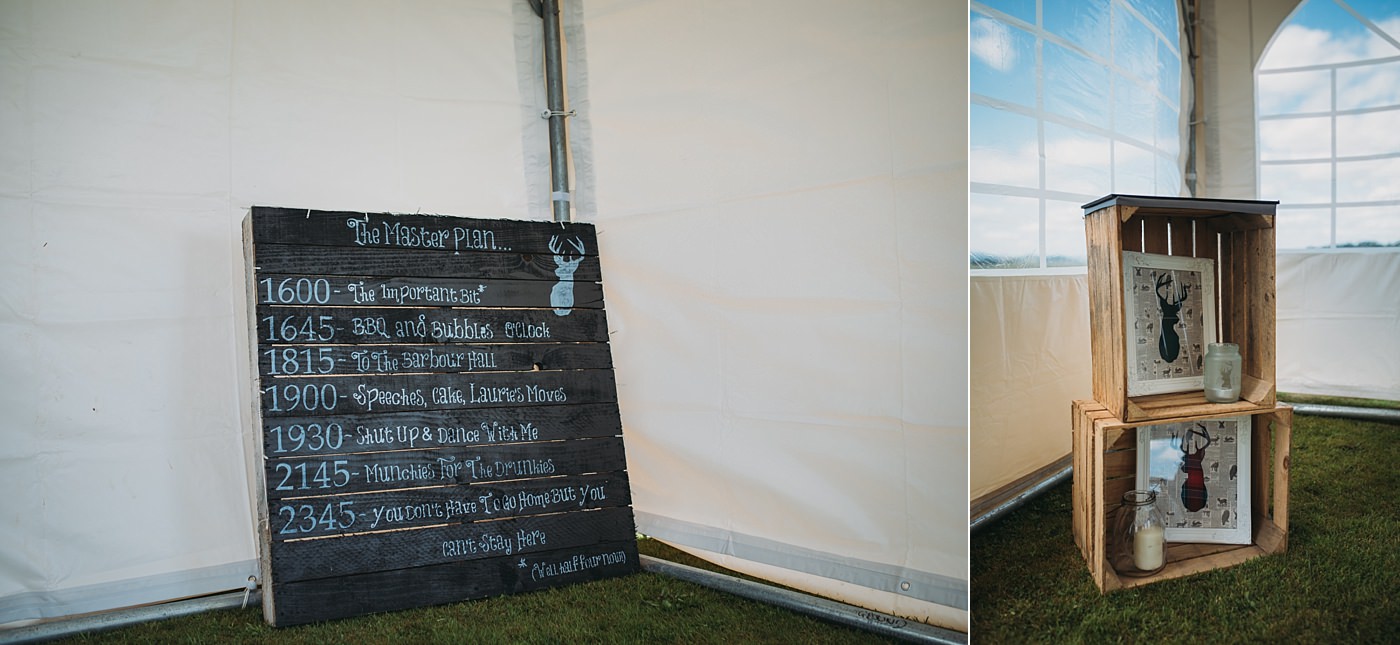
[1136,416,1252,544]
[1122,251,1217,397]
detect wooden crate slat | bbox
[272,505,636,583]
[263,403,622,458]
[268,540,639,626]
[1169,217,1194,257]
[258,343,614,378]
[255,305,609,345]
[1142,217,1170,254]
[265,472,632,541]
[255,243,602,282]
[264,437,627,499]
[251,208,600,256]
[255,273,605,309]
[259,371,617,418]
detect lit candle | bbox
[1134,525,1165,571]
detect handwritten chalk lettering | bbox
[263,347,336,375]
[269,423,345,454]
[431,318,495,341]
[347,280,376,303]
[442,531,517,558]
[469,383,525,404]
[369,501,446,530]
[432,386,467,405]
[362,461,435,486]
[478,483,576,516]
[378,282,485,306]
[400,348,467,371]
[526,384,567,403]
[436,426,477,444]
[517,528,547,549]
[263,315,335,343]
[277,501,356,535]
[577,482,608,506]
[353,384,427,411]
[355,424,432,448]
[530,550,629,582]
[263,383,341,413]
[394,314,427,339]
[494,458,556,478]
[444,497,480,519]
[504,321,550,339]
[452,226,500,251]
[352,349,400,373]
[260,277,332,305]
[272,460,351,492]
[351,316,391,340]
[483,421,538,443]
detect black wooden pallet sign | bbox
[243,207,638,627]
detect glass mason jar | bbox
[1112,489,1167,577]
[1204,342,1242,403]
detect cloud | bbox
[971,16,1018,72]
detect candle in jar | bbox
[1134,525,1165,571]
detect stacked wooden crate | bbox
[1072,195,1292,592]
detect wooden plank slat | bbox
[254,274,604,310]
[253,243,602,282]
[266,472,631,541]
[1086,208,1128,418]
[254,305,609,345]
[258,371,617,417]
[264,403,622,458]
[268,540,639,627]
[1169,217,1194,257]
[258,343,613,377]
[264,437,627,499]
[251,208,599,256]
[272,506,637,584]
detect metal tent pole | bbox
[540,0,572,223]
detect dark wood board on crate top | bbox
[242,207,638,627]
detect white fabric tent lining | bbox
[634,511,967,611]
[0,561,255,625]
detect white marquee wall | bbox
[0,0,968,633]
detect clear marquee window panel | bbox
[1257,0,1400,248]
[970,0,1185,269]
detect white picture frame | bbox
[1123,251,1217,397]
[1135,416,1252,545]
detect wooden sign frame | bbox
[242,207,638,626]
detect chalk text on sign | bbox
[530,550,629,582]
[346,215,504,251]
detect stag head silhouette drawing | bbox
[549,235,585,316]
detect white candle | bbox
[1134,525,1165,571]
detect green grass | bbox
[971,411,1400,644]
[52,539,896,645]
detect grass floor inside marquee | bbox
[51,539,902,645]
[971,400,1399,643]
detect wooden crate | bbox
[1083,195,1279,423]
[1071,399,1291,593]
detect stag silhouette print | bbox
[1155,271,1190,363]
[549,235,585,316]
[1178,423,1213,513]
